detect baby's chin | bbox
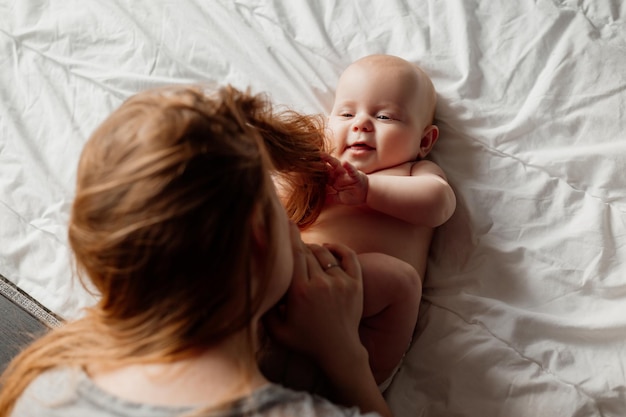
[339,157,376,174]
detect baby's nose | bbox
[352,116,373,132]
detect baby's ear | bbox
[417,125,439,158]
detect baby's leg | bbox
[358,253,422,386]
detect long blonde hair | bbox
[0,85,327,415]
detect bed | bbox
[2,1,625,415]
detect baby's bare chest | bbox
[302,205,433,273]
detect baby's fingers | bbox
[321,152,341,167]
[322,153,346,178]
[342,161,361,179]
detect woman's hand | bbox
[264,223,363,366]
[264,224,392,417]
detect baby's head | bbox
[328,54,439,173]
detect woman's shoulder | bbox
[251,384,381,417]
[11,367,191,417]
[12,370,378,417]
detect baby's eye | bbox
[340,112,354,118]
[377,114,391,120]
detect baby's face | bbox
[327,57,435,174]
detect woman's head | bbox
[0,85,329,416]
[70,85,293,357]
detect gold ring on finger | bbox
[324,263,341,271]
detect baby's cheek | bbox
[326,123,345,144]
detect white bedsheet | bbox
[1,1,625,415]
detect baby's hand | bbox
[322,153,368,206]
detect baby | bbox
[301,54,457,389]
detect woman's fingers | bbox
[307,244,338,273]
[264,238,366,367]
[322,242,362,282]
[304,243,362,287]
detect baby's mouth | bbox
[347,143,375,151]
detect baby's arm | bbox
[367,160,455,227]
[325,155,455,227]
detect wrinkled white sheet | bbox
[1,0,625,415]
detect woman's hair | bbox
[0,85,327,415]
[250,107,328,229]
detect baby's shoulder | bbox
[409,159,447,179]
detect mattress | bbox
[1,1,625,415]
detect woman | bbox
[0,85,390,417]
